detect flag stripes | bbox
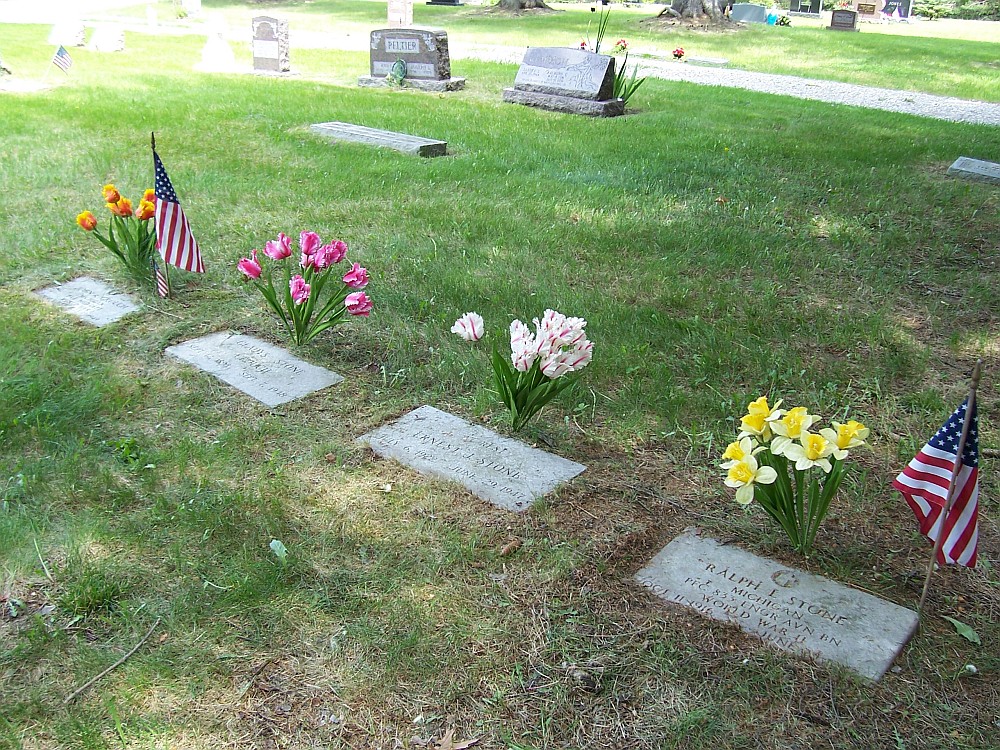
[52,45,72,73]
[153,148,204,274]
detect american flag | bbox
[51,45,72,73]
[893,399,979,567]
[151,257,170,299]
[153,147,204,274]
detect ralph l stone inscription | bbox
[165,332,343,407]
[35,277,140,326]
[636,530,919,681]
[359,405,586,512]
[503,47,623,117]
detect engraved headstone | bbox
[49,21,86,47]
[35,277,140,327]
[165,333,343,407]
[252,16,290,73]
[829,9,860,30]
[359,405,586,512]
[789,0,821,12]
[311,121,447,157]
[881,0,912,17]
[359,28,465,91]
[503,47,623,118]
[855,0,881,19]
[947,157,1000,186]
[387,0,414,29]
[636,530,920,681]
[89,26,126,53]
[730,3,768,22]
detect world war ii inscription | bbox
[360,405,586,511]
[636,530,919,680]
[165,332,343,407]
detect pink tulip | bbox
[237,250,262,279]
[451,312,484,342]
[299,231,322,269]
[315,240,348,268]
[342,262,369,289]
[290,274,311,305]
[345,291,373,317]
[264,232,292,260]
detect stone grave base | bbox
[0,79,52,94]
[502,88,624,118]
[253,69,299,77]
[358,75,466,92]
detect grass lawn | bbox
[1,11,998,750]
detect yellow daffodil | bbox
[725,456,778,505]
[738,395,783,441]
[819,420,870,460]
[721,436,763,469]
[783,432,836,473]
[770,406,820,456]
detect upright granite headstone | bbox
[165,332,343,407]
[387,0,414,29]
[89,26,126,53]
[829,9,860,30]
[359,405,586,512]
[636,530,920,681]
[35,277,140,327]
[252,16,290,73]
[730,3,768,22]
[503,47,623,118]
[789,0,821,12]
[48,22,86,47]
[359,28,465,91]
[881,0,912,16]
[947,157,1000,186]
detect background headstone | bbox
[947,156,1000,186]
[829,9,859,30]
[503,47,623,117]
[636,530,920,681]
[855,0,882,19]
[387,0,414,29]
[252,16,290,73]
[48,22,86,47]
[359,405,586,512]
[881,0,912,16]
[35,277,140,327]
[730,3,768,22]
[196,21,238,73]
[359,28,465,91]
[789,0,821,12]
[426,0,463,5]
[88,26,126,53]
[165,333,342,407]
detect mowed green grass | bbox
[0,18,998,750]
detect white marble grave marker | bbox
[359,405,586,511]
[35,277,140,326]
[636,529,920,681]
[387,0,413,29]
[165,332,343,407]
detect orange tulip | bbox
[76,210,97,231]
[142,188,155,203]
[108,196,133,218]
[135,199,155,221]
[102,184,120,203]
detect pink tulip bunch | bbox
[238,230,372,346]
[452,309,594,432]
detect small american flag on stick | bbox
[152,133,204,274]
[51,45,72,73]
[151,257,170,299]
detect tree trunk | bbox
[496,0,553,10]
[661,0,724,20]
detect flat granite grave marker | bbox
[35,277,140,327]
[829,9,860,30]
[311,121,446,157]
[947,156,1000,186]
[730,3,768,23]
[359,405,586,512]
[503,47,623,118]
[359,28,465,91]
[165,332,343,407]
[252,16,290,73]
[636,529,919,681]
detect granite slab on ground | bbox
[635,529,919,681]
[35,277,140,326]
[947,156,1000,186]
[359,405,586,511]
[310,122,447,157]
[165,332,342,407]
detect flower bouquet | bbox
[721,396,870,555]
[238,231,373,346]
[77,184,157,284]
[452,310,594,432]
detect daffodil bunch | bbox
[451,309,594,432]
[721,396,870,554]
[237,231,373,346]
[76,184,157,285]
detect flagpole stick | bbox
[916,358,983,617]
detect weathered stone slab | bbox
[512,47,615,101]
[252,16,290,73]
[88,26,125,53]
[35,277,140,326]
[358,76,466,92]
[502,88,624,118]
[829,9,860,30]
[359,405,586,512]
[310,121,446,157]
[947,157,1000,186]
[730,3,767,23]
[48,22,86,47]
[165,332,342,407]
[687,56,730,67]
[636,530,919,681]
